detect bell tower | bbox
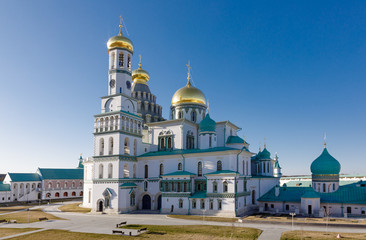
[107,16,134,96]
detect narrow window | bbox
[123,164,129,178]
[209,136,212,148]
[144,165,148,179]
[183,182,187,192]
[144,181,148,191]
[191,111,196,122]
[178,162,182,171]
[99,138,104,156]
[99,164,104,179]
[200,199,205,209]
[108,163,113,178]
[119,53,124,67]
[165,182,169,192]
[160,137,165,150]
[127,55,131,70]
[179,199,183,208]
[177,182,181,192]
[286,204,289,211]
[109,137,113,155]
[213,181,218,193]
[209,199,213,210]
[217,160,222,171]
[130,192,135,206]
[223,181,228,193]
[159,163,164,176]
[323,183,326,192]
[167,137,172,149]
[198,162,202,176]
[192,200,196,209]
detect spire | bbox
[138,54,142,69]
[119,16,123,36]
[324,133,327,148]
[186,60,192,87]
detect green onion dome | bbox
[199,113,216,132]
[259,148,271,159]
[310,148,341,175]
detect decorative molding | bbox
[93,155,138,162]
[108,69,132,75]
[162,193,191,198]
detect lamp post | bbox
[289,212,296,231]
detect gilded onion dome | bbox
[171,77,206,106]
[107,19,133,52]
[132,62,149,85]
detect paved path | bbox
[1,203,366,240]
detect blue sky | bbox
[0,1,365,175]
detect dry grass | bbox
[9,225,262,240]
[169,214,238,222]
[58,203,91,213]
[0,209,64,223]
[243,215,365,225]
[281,230,366,240]
[0,206,29,214]
[0,228,40,237]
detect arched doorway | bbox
[157,195,162,210]
[142,195,151,210]
[97,200,104,212]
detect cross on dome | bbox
[186,60,192,87]
[119,16,123,36]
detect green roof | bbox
[8,173,41,182]
[189,191,207,199]
[199,113,216,132]
[226,136,248,144]
[139,147,238,157]
[162,171,196,176]
[0,183,10,191]
[274,161,281,169]
[38,168,83,180]
[259,182,366,204]
[301,189,320,198]
[311,148,341,175]
[120,183,138,188]
[205,170,238,175]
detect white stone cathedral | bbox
[82,21,281,217]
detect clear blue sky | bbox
[0,1,365,175]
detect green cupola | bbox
[310,148,340,175]
[199,113,216,132]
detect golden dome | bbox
[132,62,149,85]
[107,20,133,52]
[171,79,206,106]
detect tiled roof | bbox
[38,168,83,180]
[0,183,10,191]
[259,181,366,204]
[205,170,238,175]
[226,136,248,144]
[8,173,41,182]
[139,147,238,157]
[162,171,196,176]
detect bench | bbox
[112,230,124,234]
[116,221,127,228]
[0,219,7,223]
[39,217,48,221]
[138,227,147,232]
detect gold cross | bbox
[119,16,123,35]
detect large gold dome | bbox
[132,63,149,85]
[171,80,206,106]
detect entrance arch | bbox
[97,199,104,212]
[157,195,162,210]
[142,195,151,210]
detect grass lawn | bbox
[0,228,40,238]
[8,225,262,240]
[0,209,64,223]
[0,206,29,214]
[168,214,238,222]
[281,230,366,240]
[243,215,365,225]
[58,203,91,213]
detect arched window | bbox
[192,199,196,209]
[197,162,202,176]
[72,182,75,188]
[218,199,222,210]
[160,137,165,149]
[252,190,256,204]
[123,164,129,178]
[179,199,183,208]
[244,180,247,191]
[167,137,172,149]
[159,163,164,176]
[144,181,148,191]
[55,192,60,197]
[99,164,104,179]
[64,182,68,188]
[64,192,68,197]
[124,138,130,155]
[178,111,182,119]
[56,182,60,188]
[130,192,135,206]
[186,131,195,149]
[263,162,266,173]
[127,55,131,70]
[48,183,52,189]
[347,206,352,214]
[178,162,182,171]
[323,183,326,192]
[108,163,113,178]
[183,182,187,192]
[177,182,181,192]
[333,183,335,191]
[267,162,270,173]
[119,53,124,68]
[165,182,169,192]
[80,191,83,196]
[209,135,212,148]
[133,164,136,178]
[111,52,115,69]
[109,137,113,155]
[99,138,104,156]
[200,199,205,209]
[144,164,148,179]
[213,181,218,193]
[191,110,196,122]
[217,160,222,171]
[246,161,249,175]
[223,181,228,193]
[72,192,76,196]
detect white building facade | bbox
[82,22,281,217]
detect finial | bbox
[259,142,262,152]
[186,60,192,87]
[119,16,123,36]
[324,133,327,148]
[80,153,82,159]
[139,55,142,68]
[264,137,267,149]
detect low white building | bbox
[83,22,281,217]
